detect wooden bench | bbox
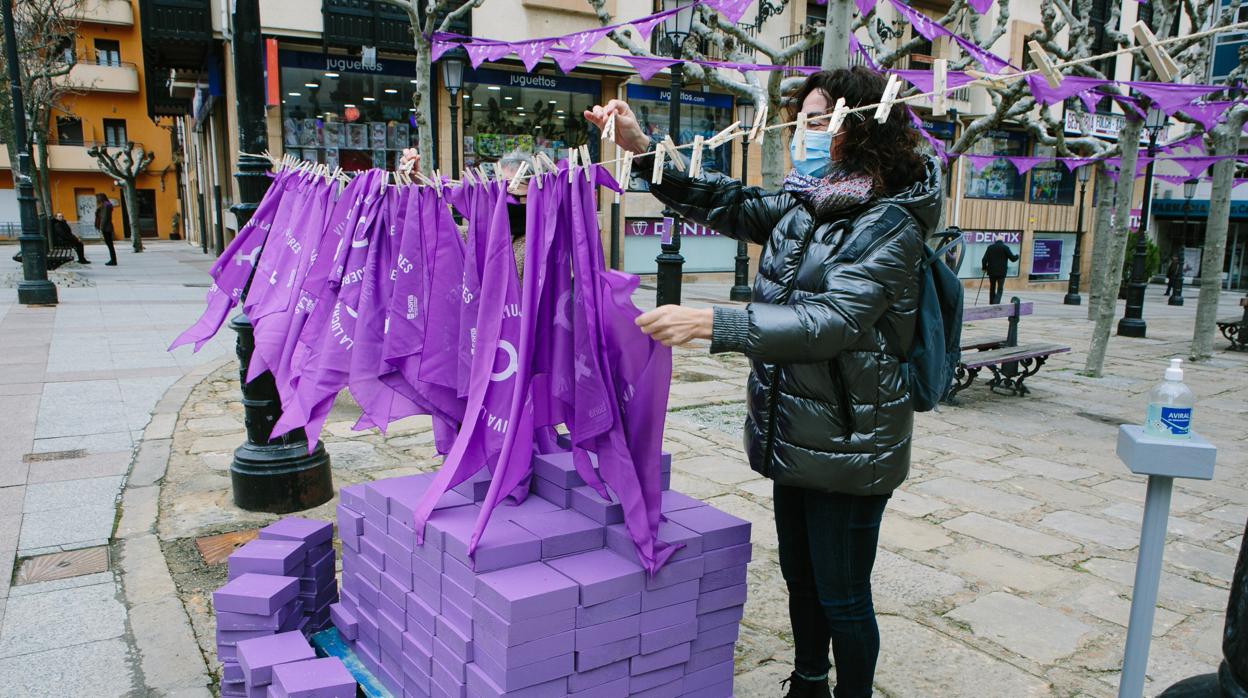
[10,239,75,270]
[947,297,1071,400]
[1216,298,1248,352]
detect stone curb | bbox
[113,355,231,698]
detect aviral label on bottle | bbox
[1147,404,1191,437]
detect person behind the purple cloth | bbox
[585,66,940,698]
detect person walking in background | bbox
[587,65,939,698]
[52,213,90,264]
[980,237,1017,304]
[1164,254,1183,296]
[95,193,117,266]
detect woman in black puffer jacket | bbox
[586,67,940,698]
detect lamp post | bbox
[1064,163,1093,305]
[729,97,755,302]
[1118,106,1168,338]
[441,51,466,179]
[2,0,57,306]
[655,0,695,307]
[1169,177,1197,307]
[227,0,332,513]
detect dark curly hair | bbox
[787,66,928,195]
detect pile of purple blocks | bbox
[331,449,751,697]
[215,517,341,696]
[234,630,356,697]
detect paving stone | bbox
[946,592,1094,663]
[17,505,117,552]
[24,451,131,484]
[1059,582,1185,636]
[879,515,954,552]
[872,550,965,611]
[119,535,181,606]
[116,485,159,539]
[886,488,948,518]
[1093,480,1208,512]
[921,435,1009,461]
[8,571,114,597]
[30,430,133,454]
[1080,557,1229,612]
[1101,502,1223,541]
[875,615,1051,697]
[1010,477,1106,509]
[1040,511,1140,550]
[0,638,135,698]
[942,513,1080,556]
[913,478,1040,515]
[1201,504,1248,526]
[22,476,123,512]
[1102,643,1219,696]
[129,597,214,692]
[128,438,172,488]
[1167,612,1227,661]
[941,548,1076,593]
[186,433,243,455]
[322,440,380,470]
[0,581,128,657]
[932,458,1014,481]
[731,661,792,696]
[1165,542,1238,582]
[735,478,775,502]
[144,412,177,440]
[184,416,245,434]
[675,454,757,486]
[999,455,1097,481]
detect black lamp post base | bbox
[1063,292,1082,306]
[729,285,751,302]
[17,280,58,305]
[1117,317,1147,338]
[231,440,333,513]
[1169,295,1185,306]
[1158,662,1248,698]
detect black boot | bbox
[781,672,832,698]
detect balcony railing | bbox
[0,140,131,172]
[650,24,759,64]
[55,59,141,93]
[323,0,424,54]
[780,33,825,69]
[72,0,135,26]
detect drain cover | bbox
[22,449,87,463]
[195,529,259,566]
[15,546,110,585]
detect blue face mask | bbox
[790,129,834,178]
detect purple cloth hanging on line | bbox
[967,0,994,12]
[892,69,977,93]
[1060,157,1099,173]
[1160,133,1205,154]
[705,0,752,24]
[1007,156,1048,175]
[1170,156,1227,178]
[963,154,997,172]
[623,55,680,81]
[1025,75,1110,106]
[1176,101,1234,131]
[239,171,307,379]
[854,0,874,16]
[514,39,556,72]
[1126,81,1224,115]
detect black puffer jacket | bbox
[645,157,942,496]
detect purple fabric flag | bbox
[623,55,679,81]
[1007,156,1048,175]
[967,0,994,12]
[890,0,944,41]
[1171,156,1226,178]
[514,39,555,72]
[239,172,306,378]
[908,108,948,164]
[849,33,877,71]
[954,36,1013,74]
[1177,101,1234,130]
[964,154,997,172]
[1079,89,1104,114]
[549,48,588,74]
[631,14,668,42]
[1060,157,1099,173]
[1112,93,1146,121]
[170,170,293,352]
[562,28,609,60]
[1127,81,1224,115]
[1160,133,1205,154]
[431,40,455,63]
[414,188,469,437]
[854,0,874,16]
[1156,174,1194,186]
[1136,156,1152,176]
[705,0,752,23]
[1025,75,1109,106]
[892,69,977,93]
[466,42,511,69]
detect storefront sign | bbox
[626,85,734,109]
[1064,109,1126,140]
[626,218,724,238]
[918,118,956,141]
[1152,198,1248,220]
[962,230,1022,245]
[279,49,419,77]
[1031,238,1064,275]
[465,68,600,95]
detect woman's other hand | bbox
[584,100,651,155]
[399,148,420,173]
[636,305,714,347]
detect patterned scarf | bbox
[783,165,875,220]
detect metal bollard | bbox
[1115,425,1217,698]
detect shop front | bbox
[623,217,739,275]
[1153,197,1248,290]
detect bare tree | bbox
[88,142,154,253]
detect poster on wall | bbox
[1031,238,1064,276]
[1183,247,1202,278]
[957,230,1023,280]
[324,147,339,172]
[346,123,368,150]
[370,123,387,150]
[323,122,342,147]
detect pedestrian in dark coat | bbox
[980,238,1017,304]
[94,193,117,265]
[52,213,89,263]
[1164,254,1183,296]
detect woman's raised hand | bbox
[584,100,651,155]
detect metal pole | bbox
[1064,179,1088,306]
[448,93,460,179]
[1119,475,1174,698]
[609,200,621,270]
[655,49,685,307]
[3,0,57,306]
[730,138,751,302]
[227,0,332,514]
[1169,200,1187,306]
[1119,131,1157,337]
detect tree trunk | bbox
[123,181,143,253]
[1191,114,1246,361]
[31,132,53,245]
[759,73,786,190]
[1084,118,1143,377]
[414,35,435,176]
[820,0,852,71]
[1087,168,1116,320]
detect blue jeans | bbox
[774,483,890,698]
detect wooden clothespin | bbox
[1027,40,1062,88]
[661,135,685,172]
[579,144,594,182]
[1132,20,1179,83]
[536,152,558,181]
[792,112,808,161]
[615,150,634,203]
[874,73,902,124]
[748,103,768,144]
[601,112,617,143]
[827,97,849,137]
[507,161,530,195]
[706,120,741,149]
[688,135,705,177]
[567,147,579,183]
[651,142,666,185]
[966,69,1011,91]
[932,58,948,117]
[431,170,444,197]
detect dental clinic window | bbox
[1028,144,1076,205]
[963,129,1027,201]
[460,68,601,178]
[278,49,421,171]
[624,85,734,191]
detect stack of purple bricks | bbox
[256,517,340,633]
[233,629,356,697]
[330,448,750,697]
[215,576,308,696]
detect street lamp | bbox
[1064,163,1094,305]
[441,50,466,179]
[2,0,57,306]
[1118,105,1168,338]
[1169,177,1197,306]
[729,96,755,302]
[655,0,695,307]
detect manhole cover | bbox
[196,529,259,566]
[22,449,87,463]
[15,546,110,585]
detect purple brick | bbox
[683,660,734,692]
[700,563,747,593]
[569,486,623,526]
[380,570,409,605]
[441,552,476,593]
[574,614,639,650]
[633,678,683,698]
[354,572,380,609]
[662,506,750,552]
[269,657,354,698]
[433,635,468,679]
[474,562,578,622]
[532,477,573,509]
[606,521,702,564]
[690,622,739,653]
[567,659,628,692]
[300,584,338,610]
[386,515,418,551]
[451,468,492,503]
[659,490,704,514]
[442,573,473,616]
[640,618,697,654]
[363,503,388,533]
[532,451,589,489]
[357,609,379,646]
[432,656,467,696]
[510,509,603,559]
[441,597,472,638]
[630,642,690,675]
[378,593,405,631]
[229,540,307,580]
[644,555,705,591]
[684,679,733,698]
[698,583,748,614]
[424,506,480,549]
[329,603,358,640]
[406,592,437,630]
[640,600,696,633]
[474,649,574,693]
[575,635,639,672]
[641,579,699,611]
[223,662,243,683]
[379,612,404,658]
[697,605,744,633]
[236,631,316,687]
[221,678,247,697]
[304,541,332,562]
[369,474,473,529]
[259,517,333,547]
[465,663,567,698]
[304,548,336,581]
[493,495,561,522]
[360,536,385,570]
[546,550,644,607]
[404,625,435,666]
[218,628,272,648]
[404,667,432,698]
[687,642,734,673]
[340,485,366,512]
[476,628,575,669]
[629,664,683,693]
[659,470,671,491]
[473,599,575,647]
[214,574,300,616]
[569,675,629,698]
[337,504,363,538]
[576,592,640,628]
[412,553,440,591]
[435,615,473,659]
[412,577,441,614]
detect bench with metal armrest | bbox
[948,297,1072,401]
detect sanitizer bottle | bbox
[1144,358,1194,439]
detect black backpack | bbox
[907,228,965,411]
